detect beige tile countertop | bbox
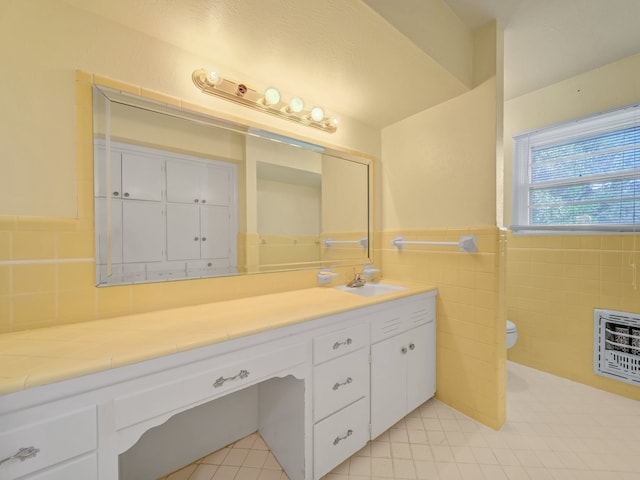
[0,281,436,395]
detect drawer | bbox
[313,323,368,365]
[313,348,368,422]
[313,397,369,479]
[21,454,96,480]
[114,342,305,430]
[185,342,306,402]
[0,407,96,480]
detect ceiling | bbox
[62,0,640,128]
[437,0,640,100]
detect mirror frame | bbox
[91,82,375,285]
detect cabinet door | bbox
[370,333,406,439]
[200,205,232,259]
[122,201,164,263]
[405,322,436,414]
[201,164,232,205]
[166,204,201,261]
[166,161,201,204]
[121,151,163,201]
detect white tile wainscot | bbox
[0,287,437,480]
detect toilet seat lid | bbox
[506,320,516,333]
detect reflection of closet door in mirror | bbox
[166,204,201,261]
[121,152,163,201]
[201,165,233,205]
[201,205,232,259]
[122,201,165,263]
[166,161,201,204]
[166,160,232,206]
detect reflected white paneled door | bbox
[200,205,231,259]
[121,152,163,201]
[122,201,165,263]
[166,203,201,261]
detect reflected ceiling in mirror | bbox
[92,85,372,286]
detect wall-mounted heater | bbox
[594,308,640,386]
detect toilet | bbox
[506,320,518,349]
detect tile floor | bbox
[159,362,640,480]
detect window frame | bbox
[512,102,640,234]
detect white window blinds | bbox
[512,103,640,233]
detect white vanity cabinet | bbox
[0,289,437,480]
[370,294,436,439]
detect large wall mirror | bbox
[93,85,372,286]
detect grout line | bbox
[0,258,94,265]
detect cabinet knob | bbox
[401,346,408,354]
[123,192,130,197]
[194,199,199,203]
[194,237,199,241]
[409,343,416,350]
[202,237,207,242]
[112,191,119,196]
[201,199,206,204]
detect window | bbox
[512,103,640,233]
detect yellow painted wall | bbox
[381,79,498,230]
[381,36,506,430]
[504,53,640,401]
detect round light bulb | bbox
[263,87,281,106]
[205,70,224,86]
[310,106,325,122]
[288,97,305,113]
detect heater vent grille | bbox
[594,309,640,386]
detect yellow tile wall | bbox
[506,232,640,401]
[382,226,506,429]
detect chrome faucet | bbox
[346,269,366,288]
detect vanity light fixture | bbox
[288,96,305,114]
[192,67,337,133]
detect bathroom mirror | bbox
[93,85,371,286]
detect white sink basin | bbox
[334,282,407,297]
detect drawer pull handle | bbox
[333,429,353,446]
[332,338,353,350]
[0,446,40,466]
[213,369,249,388]
[333,377,353,391]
